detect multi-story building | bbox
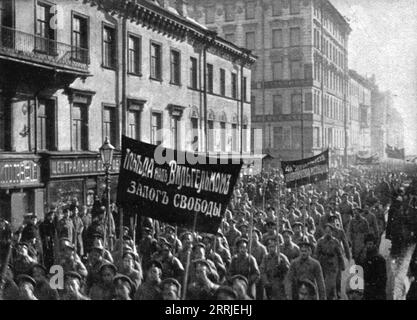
[0,0,255,228]
[188,0,351,166]
[370,80,405,160]
[348,69,372,161]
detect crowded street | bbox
[1,162,417,300]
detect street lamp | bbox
[99,136,115,250]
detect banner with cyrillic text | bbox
[281,150,329,188]
[116,136,243,234]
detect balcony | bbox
[0,25,89,75]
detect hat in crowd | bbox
[99,262,117,274]
[16,274,36,287]
[193,259,211,269]
[252,228,262,239]
[292,222,303,229]
[231,274,248,288]
[215,286,237,300]
[91,239,104,251]
[122,235,133,241]
[158,238,172,250]
[235,237,249,247]
[161,278,181,294]
[299,237,314,249]
[328,214,339,222]
[194,242,206,250]
[180,231,193,241]
[143,226,153,233]
[324,223,335,231]
[122,250,136,260]
[282,228,294,236]
[61,238,75,250]
[64,271,83,282]
[113,274,136,292]
[147,260,163,271]
[298,278,318,297]
[265,219,276,227]
[202,233,215,241]
[165,225,175,232]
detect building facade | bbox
[348,69,372,162]
[188,0,351,166]
[0,0,255,228]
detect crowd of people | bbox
[1,164,417,300]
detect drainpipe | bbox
[121,17,127,139]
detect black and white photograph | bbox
[1,0,417,307]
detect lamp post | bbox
[99,136,115,250]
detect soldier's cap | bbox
[299,238,314,249]
[193,259,211,269]
[91,241,105,252]
[123,226,130,232]
[282,228,294,235]
[194,242,206,250]
[235,237,249,247]
[64,271,83,282]
[113,274,135,292]
[328,214,338,222]
[122,235,133,241]
[92,233,104,239]
[158,238,172,250]
[266,206,275,212]
[122,250,137,260]
[231,274,248,288]
[292,222,303,229]
[142,226,153,233]
[364,233,377,244]
[180,231,193,240]
[237,221,249,228]
[147,260,163,270]
[202,233,215,241]
[298,278,317,294]
[165,225,175,232]
[252,228,262,238]
[161,278,181,293]
[265,219,276,226]
[31,263,47,274]
[99,262,118,274]
[16,274,36,287]
[215,286,237,299]
[324,223,335,231]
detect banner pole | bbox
[182,210,198,300]
[276,183,281,264]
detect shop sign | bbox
[50,156,121,178]
[0,160,41,188]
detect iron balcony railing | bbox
[0,25,89,72]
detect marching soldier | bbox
[260,238,290,300]
[38,211,56,270]
[315,224,345,300]
[285,239,326,300]
[134,260,162,300]
[187,259,220,300]
[156,238,184,282]
[31,264,59,300]
[161,278,181,300]
[228,238,260,299]
[113,274,135,300]
[13,242,37,277]
[89,262,117,300]
[347,208,370,263]
[280,229,300,261]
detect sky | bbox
[331,0,417,154]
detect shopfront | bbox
[42,152,121,210]
[0,155,44,229]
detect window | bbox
[190,57,198,89]
[206,5,215,24]
[191,118,199,151]
[151,112,162,145]
[207,64,214,93]
[314,127,320,148]
[72,15,89,63]
[208,120,214,151]
[272,61,283,80]
[273,95,282,115]
[170,50,181,85]
[290,27,300,46]
[220,69,226,96]
[171,116,180,150]
[272,29,283,48]
[245,31,255,50]
[290,60,302,79]
[0,98,5,150]
[103,25,116,68]
[72,104,88,151]
[272,0,282,16]
[224,33,235,43]
[290,0,300,14]
[242,124,248,152]
[128,35,141,75]
[243,77,247,101]
[273,127,282,149]
[37,99,55,151]
[225,3,234,22]
[103,106,116,146]
[127,110,140,140]
[36,2,55,54]
[231,73,238,99]
[232,123,238,152]
[292,126,301,149]
[220,122,226,151]
[246,1,255,19]
[291,94,302,114]
[150,42,162,80]
[283,127,291,149]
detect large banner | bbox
[117,136,242,234]
[386,144,405,160]
[281,150,329,188]
[356,154,379,165]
